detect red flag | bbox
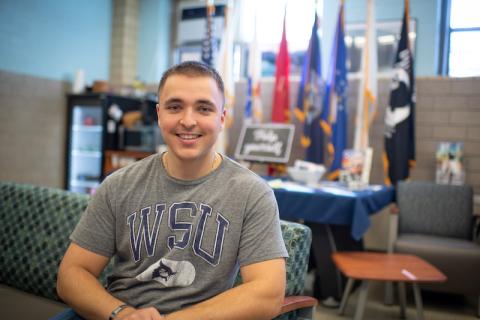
[269,14,290,176]
[271,15,290,123]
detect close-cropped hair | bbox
[158,61,225,106]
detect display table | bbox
[269,181,395,240]
[268,180,395,301]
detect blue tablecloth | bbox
[269,181,395,240]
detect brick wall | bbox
[109,0,139,88]
[414,77,480,217]
[414,77,480,194]
[0,70,68,188]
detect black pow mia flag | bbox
[384,3,415,186]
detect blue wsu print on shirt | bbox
[127,201,230,286]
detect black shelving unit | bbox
[65,93,156,194]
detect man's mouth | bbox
[176,133,202,140]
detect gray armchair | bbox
[390,181,480,317]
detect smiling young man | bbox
[56,61,287,320]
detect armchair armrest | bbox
[474,216,480,244]
[280,295,318,314]
[273,221,317,319]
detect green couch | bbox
[0,181,316,319]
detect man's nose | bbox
[179,109,197,128]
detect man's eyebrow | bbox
[163,98,217,109]
[164,98,183,105]
[196,99,216,107]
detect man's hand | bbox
[117,306,164,320]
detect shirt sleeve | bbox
[237,180,288,267]
[70,176,116,257]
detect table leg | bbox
[477,295,480,318]
[325,224,343,299]
[338,277,354,315]
[385,281,394,305]
[353,280,369,320]
[307,223,337,300]
[412,283,424,320]
[398,282,406,319]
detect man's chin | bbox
[169,149,206,162]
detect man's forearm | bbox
[165,280,284,320]
[57,265,129,320]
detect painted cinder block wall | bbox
[1,73,479,195]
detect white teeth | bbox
[178,134,200,140]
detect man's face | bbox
[156,74,225,163]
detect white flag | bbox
[215,0,238,154]
[353,0,378,150]
[244,9,263,124]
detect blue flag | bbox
[294,13,325,164]
[245,77,254,119]
[325,2,348,179]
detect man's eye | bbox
[166,105,180,111]
[199,106,213,113]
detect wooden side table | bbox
[332,252,447,320]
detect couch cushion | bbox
[0,284,67,319]
[396,234,480,257]
[395,233,480,294]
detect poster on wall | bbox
[435,142,465,185]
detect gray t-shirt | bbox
[70,154,287,313]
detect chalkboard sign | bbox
[234,123,295,163]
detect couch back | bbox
[397,181,474,239]
[0,181,89,301]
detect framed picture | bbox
[339,148,373,189]
[436,142,465,185]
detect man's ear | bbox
[155,104,161,126]
[220,108,226,128]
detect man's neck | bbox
[163,151,219,181]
